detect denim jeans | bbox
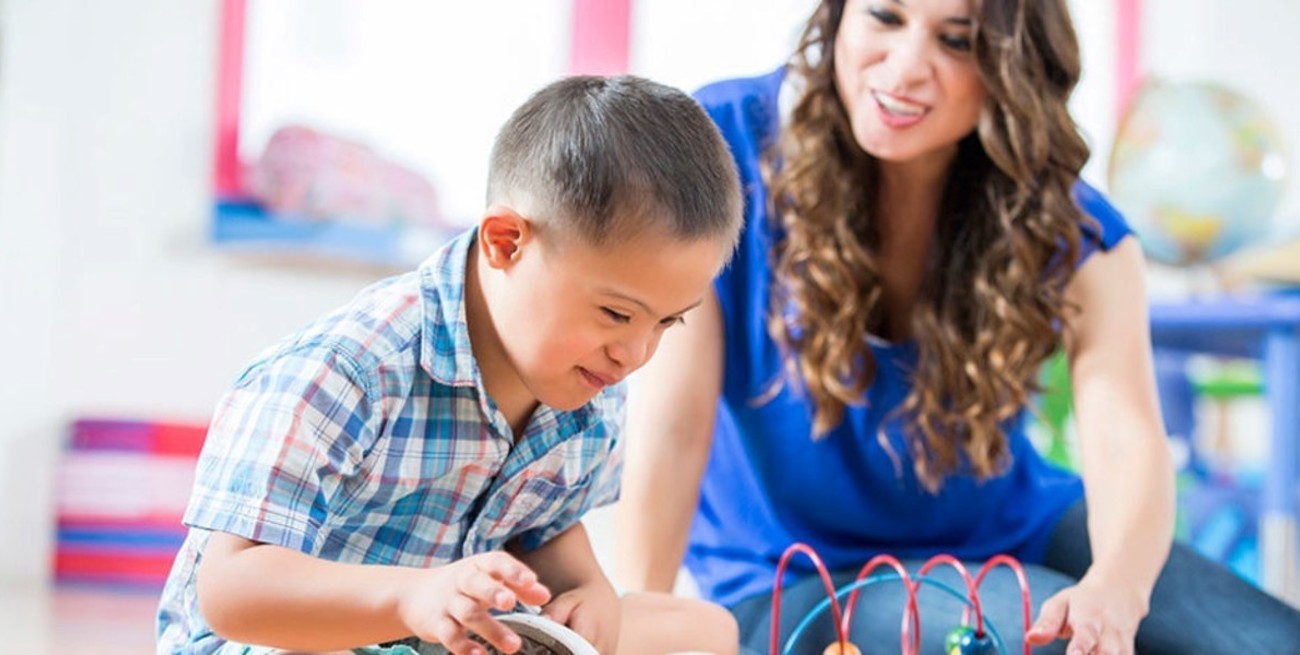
[731,500,1300,654]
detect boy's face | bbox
[478,210,729,413]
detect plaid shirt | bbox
[157,229,625,654]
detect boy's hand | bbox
[398,552,551,655]
[541,579,621,654]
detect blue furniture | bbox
[1149,293,1300,604]
[212,197,453,270]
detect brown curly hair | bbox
[765,0,1093,491]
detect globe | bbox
[1108,80,1288,265]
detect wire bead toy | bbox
[769,543,1033,655]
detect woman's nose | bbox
[884,31,934,89]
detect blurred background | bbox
[2,0,1299,650]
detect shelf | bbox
[211,197,453,270]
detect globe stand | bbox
[1184,261,1231,298]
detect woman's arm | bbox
[615,290,726,593]
[1029,237,1176,651]
[1065,237,1175,598]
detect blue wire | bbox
[781,573,1008,655]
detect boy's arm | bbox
[198,531,550,653]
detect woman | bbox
[616,0,1300,653]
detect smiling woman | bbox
[613,0,1300,653]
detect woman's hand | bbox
[541,579,622,654]
[1025,573,1149,655]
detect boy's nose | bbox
[607,335,653,371]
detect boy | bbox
[157,75,743,655]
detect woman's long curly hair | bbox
[766,0,1093,491]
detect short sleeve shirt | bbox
[686,68,1133,608]
[157,228,625,653]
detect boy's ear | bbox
[477,206,533,270]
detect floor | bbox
[0,583,160,653]
[0,506,638,653]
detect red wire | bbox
[973,555,1033,655]
[770,543,848,655]
[918,555,982,637]
[770,546,1030,655]
[841,554,920,655]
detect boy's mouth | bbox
[578,367,619,388]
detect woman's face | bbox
[833,0,986,168]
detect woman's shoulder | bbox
[692,67,786,145]
[693,67,785,108]
[1072,179,1132,252]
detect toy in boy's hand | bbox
[374,612,599,655]
[468,612,598,655]
[771,544,1033,655]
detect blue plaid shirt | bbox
[157,229,625,654]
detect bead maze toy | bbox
[770,543,1033,655]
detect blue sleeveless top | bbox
[686,68,1133,607]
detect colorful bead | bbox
[821,640,862,655]
[945,625,997,655]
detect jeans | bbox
[731,501,1300,654]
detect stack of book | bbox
[53,418,207,588]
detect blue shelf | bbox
[212,198,452,269]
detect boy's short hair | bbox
[487,75,741,248]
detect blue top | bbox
[685,68,1133,607]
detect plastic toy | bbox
[770,543,1033,655]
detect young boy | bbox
[157,75,743,655]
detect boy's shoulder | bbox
[242,230,476,388]
[265,270,427,372]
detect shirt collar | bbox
[420,228,480,388]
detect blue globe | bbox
[1107,80,1288,265]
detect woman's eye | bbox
[867,7,903,26]
[602,308,632,323]
[941,34,972,51]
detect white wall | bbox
[238,0,814,226]
[0,0,374,583]
[1141,0,1300,226]
[1068,0,1119,189]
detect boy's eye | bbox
[659,316,686,328]
[867,6,903,26]
[602,307,632,324]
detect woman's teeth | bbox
[874,92,924,116]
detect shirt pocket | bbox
[465,471,595,553]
